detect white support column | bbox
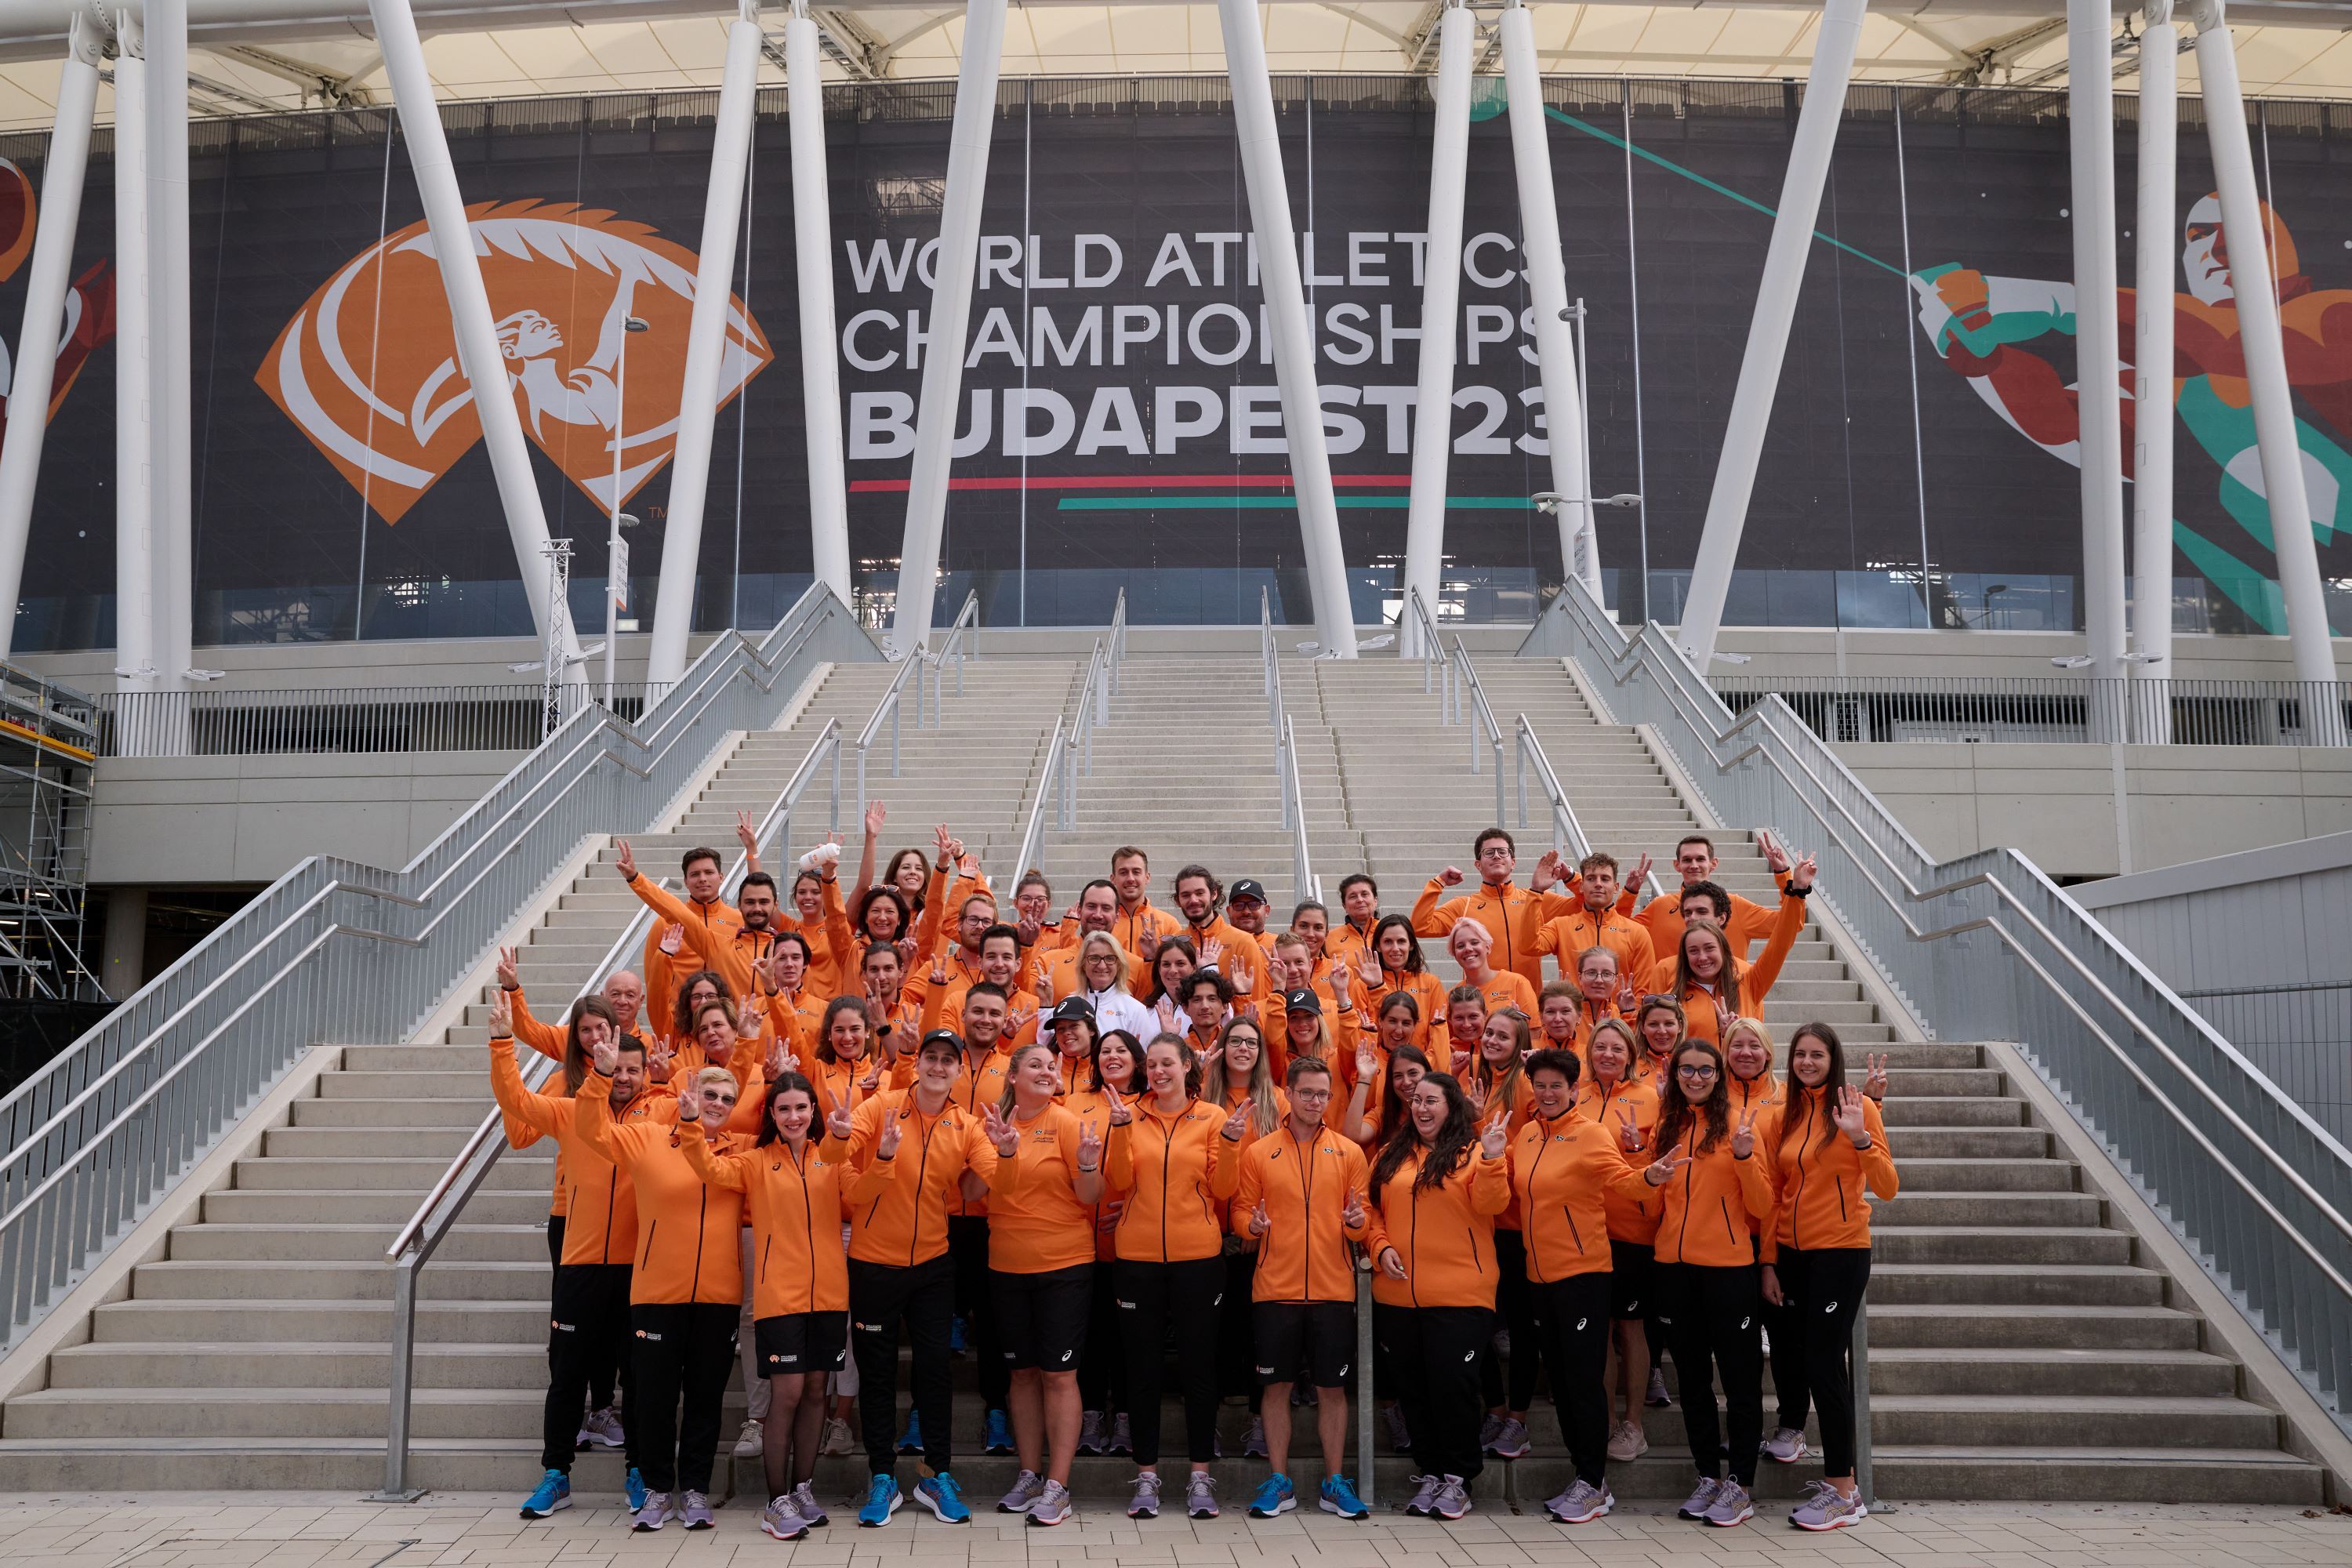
[146,0,192,682]
[1672,0,1867,673]
[2132,0,2177,742]
[1499,0,1598,604]
[2187,0,2343,736]
[369,0,579,665]
[2070,0,2128,741]
[888,0,1007,657]
[788,6,850,606]
[0,12,99,659]
[1217,0,1356,657]
[1401,2,1472,656]
[114,13,155,709]
[645,0,762,688]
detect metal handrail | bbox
[1281,711,1321,906]
[1450,637,1507,825]
[1525,577,2352,1446]
[1059,639,1106,830]
[0,583,875,1354]
[1106,586,1128,697]
[1512,716,1668,904]
[377,717,848,1497]
[1260,585,1279,725]
[926,589,982,717]
[88,682,671,757]
[1404,587,1457,720]
[1004,713,1068,891]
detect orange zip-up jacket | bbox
[1468,1070,1537,1229]
[1771,1086,1897,1252]
[1212,1083,1288,1229]
[1464,970,1540,1023]
[1060,1083,1128,1262]
[1359,968,1446,1049]
[575,1067,748,1305]
[1647,1119,1777,1269]
[1509,1110,1649,1283]
[488,1037,662,1266]
[501,1004,658,1218]
[843,1088,1013,1267]
[786,875,855,998]
[1636,886,1777,962]
[1642,891,1807,1046]
[1730,1072,1785,1117]
[878,1046,1014,1220]
[916,976,1041,1054]
[1533,906,1657,990]
[1361,1142,1512,1308]
[679,1128,887,1317]
[631,869,784,1007]
[1232,1122,1370,1303]
[1410,878,1577,991]
[641,886,744,1028]
[987,1102,1097,1274]
[1104,1098,1232,1263]
[1028,941,1149,1002]
[1111,901,1171,964]
[1326,916,1378,977]
[1573,1077,1664,1243]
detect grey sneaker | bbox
[680,1490,716,1530]
[1078,1410,1106,1454]
[1761,1426,1808,1464]
[1676,1475,1720,1520]
[1109,1413,1134,1454]
[1790,1480,1867,1532]
[579,1406,625,1449]
[732,1418,764,1457]
[1646,1367,1672,1406]
[1478,1412,1504,1451]
[1704,1479,1755,1528]
[1027,1480,1073,1527]
[791,1479,829,1527]
[1126,1472,1162,1519]
[997,1469,1045,1515]
[1185,1471,1219,1518]
[1403,1474,1441,1516]
[1242,1415,1267,1457]
[1544,1479,1613,1525]
[760,1494,808,1542]
[1429,1475,1471,1521]
[820,1417,854,1457]
[1383,1404,1413,1454]
[1607,1418,1648,1461]
[630,1494,673,1532]
[1489,1417,1531,1458]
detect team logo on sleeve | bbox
[258,200,771,524]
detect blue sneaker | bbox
[1319,1474,1370,1520]
[949,1316,967,1353]
[984,1408,1014,1455]
[916,1472,972,1523]
[1248,1474,1296,1519]
[624,1466,648,1512]
[858,1473,902,1527]
[520,1468,570,1519]
[896,1409,924,1454]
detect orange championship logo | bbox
[257,199,771,523]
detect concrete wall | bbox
[1713,624,2352,682]
[1837,741,2352,880]
[89,750,528,885]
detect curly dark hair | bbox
[1371,1069,1478,1196]
[1653,1040,1733,1157]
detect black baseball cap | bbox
[1229,879,1269,904]
[1047,996,1097,1027]
[1284,988,1321,1015]
[917,1029,964,1058]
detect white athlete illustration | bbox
[495,266,652,443]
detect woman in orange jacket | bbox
[1722,1016,1786,1118]
[1640,1037,1778,1530]
[574,1033,751,1531]
[1761,1022,1896,1530]
[1201,1016,1284,1452]
[1062,1018,1137,1457]
[1465,1008,1538,1459]
[1360,1073,1513,1521]
[1653,855,1814,1047]
[1345,916,1446,1050]
[1509,1047,1650,1524]
[1634,994,1686,1085]
[986,1041,1105,1526]
[1446,920,1539,1025]
[1102,1033,1252,1520]
[1573,1018,1664,1458]
[677,1071,885,1540]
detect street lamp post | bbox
[608,314,650,704]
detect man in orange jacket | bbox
[1531,852,1656,992]
[1107,846,1168,959]
[1410,829,1578,991]
[630,841,743,1019]
[1632,832,1784,959]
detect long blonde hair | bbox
[995,1042,1057,1121]
[1076,930,1135,996]
[1202,1017,1281,1136]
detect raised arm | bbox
[678,1120,752,1191]
[1745,857,1814,1002]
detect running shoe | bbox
[1544,1479,1613,1524]
[679,1490,715,1530]
[1428,1475,1471,1521]
[1291,1384,1318,1406]
[950,1315,967,1353]
[1027,1480,1073,1527]
[1242,1415,1268,1458]
[1607,1419,1648,1461]
[1704,1479,1755,1528]
[792,1479,829,1526]
[820,1416,854,1456]
[857,1473,902,1527]
[1381,1404,1412,1454]
[732,1418,764,1457]
[1185,1471,1219,1519]
[997,1469,1044,1515]
[1126,1472,1162,1519]
[630,1493,673,1532]
[519,1469,569,1519]
[916,1472,971,1523]
[760,1494,808,1542]
[579,1406,625,1449]
[1760,1426,1808,1464]
[1646,1367,1672,1407]
[624,1467,648,1512]
[985,1408,1014,1455]
[1478,1412,1504,1452]
[1108,1413,1133,1454]
[1789,1479,1867,1532]
[1489,1417,1531,1459]
[1248,1474,1296,1518]
[896,1409,924,1454]
[1319,1474,1370,1520]
[1078,1410,1106,1454]
[1675,1475,1720,1521]
[1403,1474,1440,1517]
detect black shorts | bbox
[1608,1240,1653,1320]
[990,1263,1092,1371]
[753,1311,848,1375]
[1252,1301,1356,1389]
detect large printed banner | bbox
[8,78,2352,646]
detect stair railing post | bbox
[1356,1255,1376,1506]
[891,695,902,778]
[373,1253,425,1500]
[829,742,840,838]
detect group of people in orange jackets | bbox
[485,805,1894,1540]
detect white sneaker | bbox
[819,1416,854,1456]
[732,1418,764,1457]
[1606,1418,1648,1461]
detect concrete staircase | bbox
[0,657,1072,1491]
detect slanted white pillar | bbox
[1402,2,1472,656]
[1499,0,1598,604]
[2069,0,2129,741]
[114,13,156,708]
[146,0,192,682]
[1217,0,1356,657]
[1672,0,1867,673]
[2187,0,2343,738]
[888,0,1007,657]
[788,7,851,606]
[2132,1,2177,742]
[645,0,763,687]
[369,0,579,666]
[0,12,99,659]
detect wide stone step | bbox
[89,1298,554,1345]
[43,1341,550,1391]
[261,1127,479,1159]
[1885,1126,2050,1159]
[129,1260,550,1301]
[1875,1191,2102,1226]
[1881,1097,2023,1128]
[1865,1347,2238,1398]
[314,1071,492,1102]
[1886,1158,2076,1192]
[170,1223,546,1264]
[1867,1303,2201,1351]
[201,1189,548,1226]
[1870,1225,2132,1266]
[1866,1395,2280,1450]
[1869,1262,2165,1306]
[228,1156,546,1192]
[292,1097,503,1129]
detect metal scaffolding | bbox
[0,662,100,1001]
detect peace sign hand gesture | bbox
[1103,1082,1133,1127]
[929,946,951,986]
[876,1108,904,1160]
[1731,1108,1758,1160]
[826,1101,855,1141]
[1643,1149,1690,1187]
[1327,960,1351,1005]
[589,1030,619,1078]
[647,1038,676,1083]
[613,839,637,882]
[1479,1109,1511,1160]
[1136,923,1160,964]
[1617,1105,1643,1153]
[982,1103,1020,1160]
[1627,851,1653,894]
[1341,1185,1369,1232]
[1221,1098,1253,1142]
[487,990,514,1040]
[1076,1120,1104,1171]
[1862,1052,1889,1102]
[735,808,760,858]
[495,946,520,992]
[1247,1198,1271,1238]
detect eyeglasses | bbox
[1675,1065,1719,1080]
